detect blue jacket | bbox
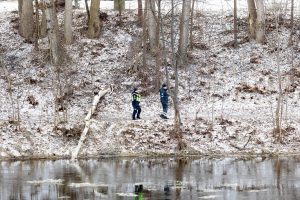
[160,87,168,104]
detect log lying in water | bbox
[71,87,111,160]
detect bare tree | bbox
[233,0,238,47]
[64,0,73,44]
[137,0,143,26]
[115,0,124,24]
[274,4,285,143]
[114,0,125,12]
[18,0,22,15]
[42,0,62,65]
[189,0,196,50]
[159,13,169,92]
[34,0,39,49]
[0,56,20,125]
[85,0,90,23]
[178,0,191,66]
[19,0,34,41]
[148,0,157,51]
[154,0,162,91]
[142,0,148,70]
[87,0,101,38]
[247,0,257,39]
[255,0,265,43]
[40,10,47,38]
[171,0,182,132]
[288,0,294,46]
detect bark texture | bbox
[233,0,237,47]
[147,0,157,51]
[255,0,265,43]
[247,0,257,39]
[64,0,73,44]
[20,0,34,40]
[40,10,47,38]
[114,0,125,12]
[43,0,61,65]
[87,0,101,38]
[178,0,191,66]
[137,0,143,26]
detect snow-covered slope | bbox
[0,1,300,159]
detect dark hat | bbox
[133,87,138,91]
[162,83,167,87]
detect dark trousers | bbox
[132,102,141,119]
[161,102,168,114]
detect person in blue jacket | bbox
[159,83,169,119]
[132,87,141,120]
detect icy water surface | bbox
[1,157,300,199]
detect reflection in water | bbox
[1,157,300,199]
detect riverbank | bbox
[1,2,300,160]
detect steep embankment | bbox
[1,5,300,160]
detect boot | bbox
[160,113,168,119]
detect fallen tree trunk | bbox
[71,87,111,160]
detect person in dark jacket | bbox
[132,88,141,120]
[159,83,169,119]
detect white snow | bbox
[0,0,17,12]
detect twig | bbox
[230,133,253,151]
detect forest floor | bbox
[1,2,300,160]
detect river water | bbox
[1,157,300,199]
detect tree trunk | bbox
[148,0,157,51]
[233,0,238,47]
[114,0,125,12]
[85,0,90,23]
[174,59,181,129]
[87,0,101,38]
[64,0,73,44]
[18,0,22,14]
[71,87,111,160]
[255,0,265,43]
[247,0,257,39]
[74,0,79,9]
[34,0,39,50]
[178,0,191,66]
[20,0,34,41]
[137,0,143,26]
[290,0,294,30]
[18,0,23,36]
[288,0,294,46]
[40,10,47,38]
[171,0,181,129]
[189,0,195,50]
[142,0,148,71]
[154,0,161,91]
[171,0,175,67]
[43,0,61,65]
[275,12,282,143]
[160,16,169,90]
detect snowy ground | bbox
[0,1,300,159]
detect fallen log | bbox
[71,87,111,160]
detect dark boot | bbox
[137,107,141,119]
[160,113,168,119]
[132,110,137,120]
